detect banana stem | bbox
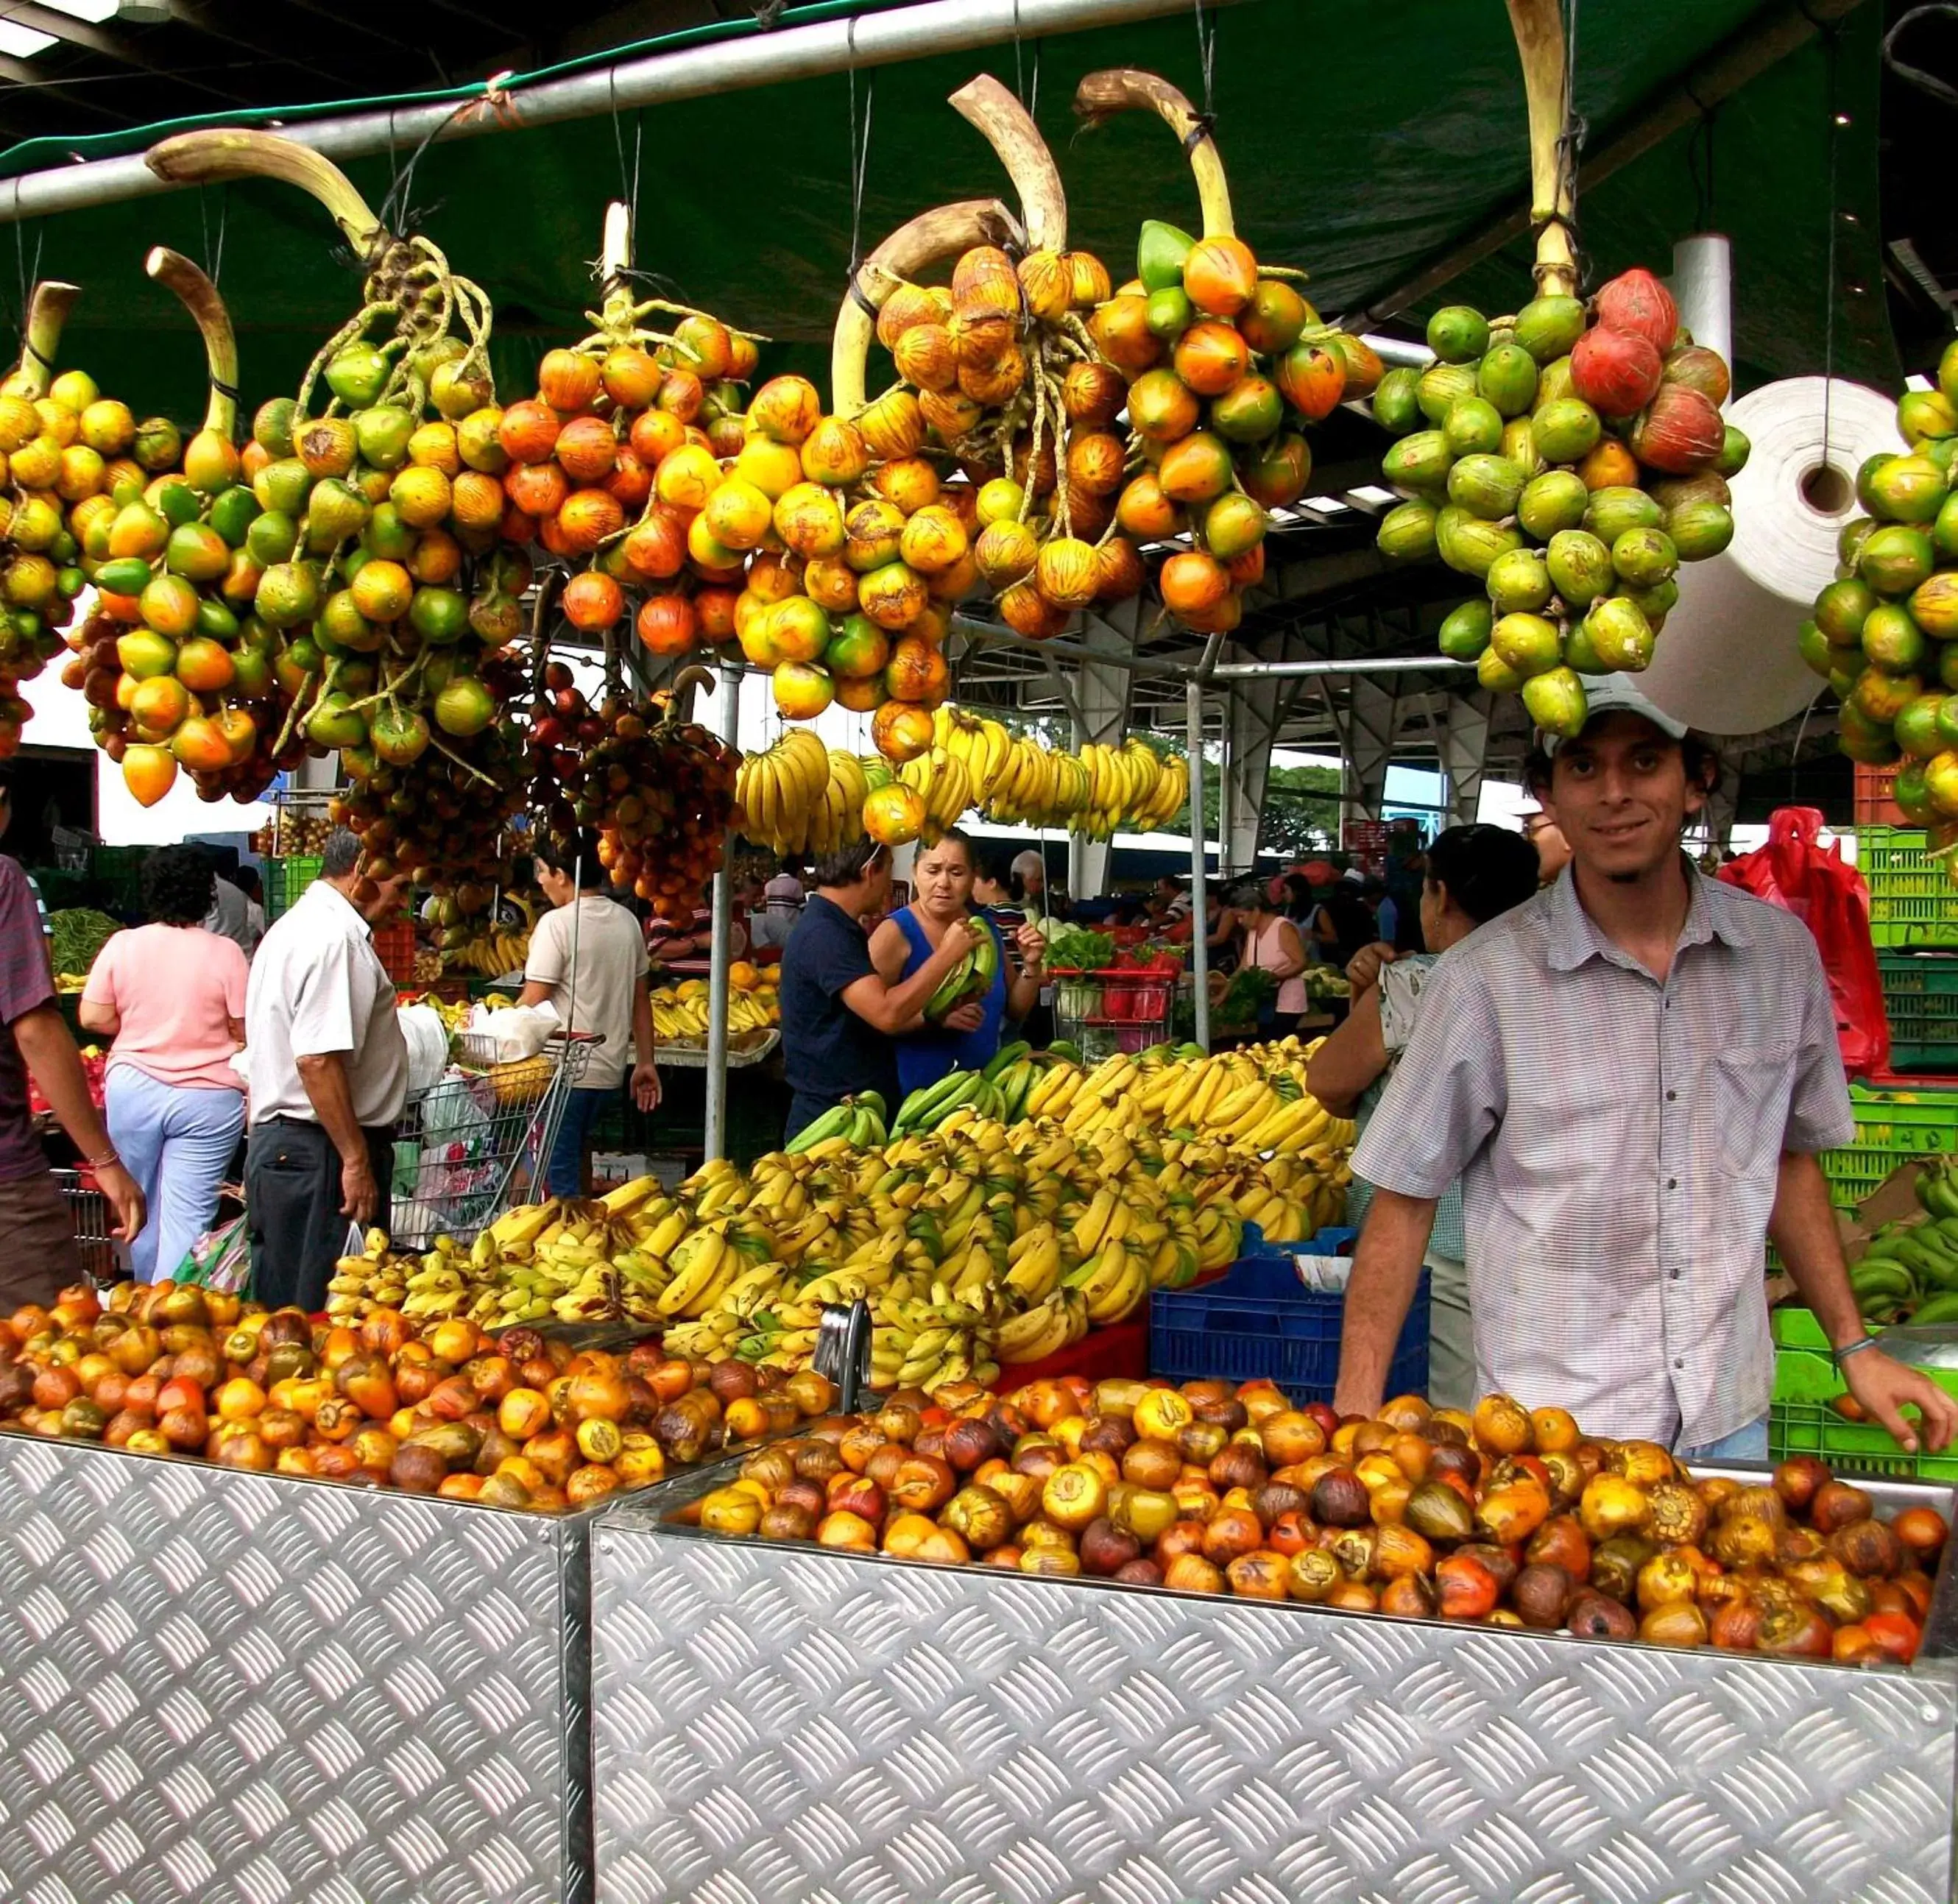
[144,247,238,442]
[830,197,1016,416]
[949,75,1069,255]
[13,280,78,398]
[146,130,388,258]
[1073,69,1233,240]
[1506,0,1578,298]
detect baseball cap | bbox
[1543,673,1689,752]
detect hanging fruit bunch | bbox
[496,201,760,662]
[1368,0,1745,737]
[932,704,1190,837]
[1806,339,1958,820]
[526,653,741,921]
[1072,69,1382,639]
[143,132,531,878]
[64,253,300,808]
[2,278,194,785]
[833,78,1140,654]
[734,727,880,857]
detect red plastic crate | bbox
[1856,761,1907,827]
[986,1317,1148,1392]
[372,919,417,983]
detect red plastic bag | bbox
[1717,807,1889,1077]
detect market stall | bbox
[588,1458,1956,1904]
[0,1434,601,1904]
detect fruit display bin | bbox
[264,853,322,921]
[1148,1253,1429,1399]
[1770,1303,1958,1484]
[587,1462,1958,1904]
[1879,949,1958,1072]
[0,1431,609,1904]
[1820,1075,1958,1211]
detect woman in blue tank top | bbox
[869,830,1047,1094]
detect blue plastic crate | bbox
[1149,1256,1429,1400]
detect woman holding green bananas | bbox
[870,831,1047,1096]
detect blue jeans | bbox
[105,1066,244,1281]
[1678,1414,1770,1465]
[546,1085,616,1197]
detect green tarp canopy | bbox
[0,0,1891,428]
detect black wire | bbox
[1822,25,1842,470]
[199,183,227,291]
[844,17,875,278]
[1192,0,1217,121]
[13,214,39,363]
[1684,108,1716,232]
[1884,4,1958,110]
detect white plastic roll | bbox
[1637,375,1898,735]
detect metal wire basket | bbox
[53,1167,119,1289]
[1052,967,1176,1063]
[389,1036,592,1247]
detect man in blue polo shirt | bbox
[778,838,978,1142]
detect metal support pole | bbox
[1207,656,1475,681]
[0,0,1245,223]
[702,662,741,1163]
[1187,679,1210,1053]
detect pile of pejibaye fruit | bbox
[0,1279,838,1512]
[677,1375,1948,1665]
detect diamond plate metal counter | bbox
[591,1521,1958,1904]
[0,1434,594,1904]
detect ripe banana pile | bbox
[931,707,1190,836]
[324,1178,695,1328]
[327,1041,1347,1389]
[442,926,533,979]
[651,977,779,1043]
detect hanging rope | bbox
[1884,4,1958,110]
[1192,0,1217,123]
[1542,0,1589,289]
[1820,24,1843,480]
[199,183,227,290]
[1685,106,1717,233]
[844,17,877,289]
[12,213,40,362]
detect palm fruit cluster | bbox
[1373,266,1747,735]
[1806,339,1958,817]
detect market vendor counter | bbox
[589,1465,1958,1904]
[0,1433,599,1904]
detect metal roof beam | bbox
[0,1,253,103]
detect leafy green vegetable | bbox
[1045,927,1115,970]
[1220,966,1277,1025]
[50,909,120,978]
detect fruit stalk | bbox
[948,74,1067,253]
[1073,69,1234,240]
[144,247,238,442]
[1507,0,1578,299]
[146,129,388,257]
[830,197,1016,415]
[10,280,79,399]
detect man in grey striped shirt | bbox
[1337,677,1957,1459]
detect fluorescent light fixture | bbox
[0,23,55,54]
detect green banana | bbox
[787,1103,853,1153]
[984,1040,1031,1081]
[1905,1291,1958,1328]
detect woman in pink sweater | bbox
[80,846,247,1281]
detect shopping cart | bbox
[1052,965,1178,1062]
[53,1166,118,1288]
[388,1033,592,1246]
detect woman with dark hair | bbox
[1229,878,1310,1038]
[78,844,247,1281]
[777,836,985,1139]
[1305,822,1541,1408]
[520,828,660,1197]
[869,830,1047,1095]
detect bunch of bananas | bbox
[785,1091,890,1153]
[650,977,779,1043]
[442,926,533,979]
[734,729,840,855]
[888,1040,1056,1135]
[929,706,1191,838]
[897,746,975,841]
[1076,740,1190,839]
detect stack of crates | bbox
[1819,1077,1958,1214]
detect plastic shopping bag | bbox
[174,1212,253,1293]
[1717,806,1890,1077]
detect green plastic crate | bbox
[1878,952,1958,1072]
[1820,1078,1958,1210]
[265,855,322,921]
[1860,826,1958,946]
[1770,1304,1958,1482]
